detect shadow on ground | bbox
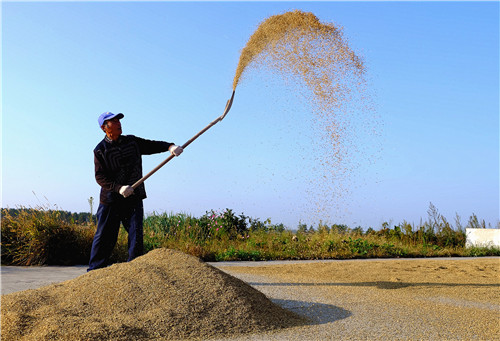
[272,299,352,325]
[250,281,500,290]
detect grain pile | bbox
[1,249,304,341]
[232,10,378,221]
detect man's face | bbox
[102,117,122,140]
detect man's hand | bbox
[169,145,183,156]
[119,185,134,198]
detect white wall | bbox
[465,228,500,248]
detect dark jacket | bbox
[94,135,172,204]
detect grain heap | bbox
[233,10,377,222]
[1,249,304,341]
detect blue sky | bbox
[2,1,498,229]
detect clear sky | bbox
[2,1,499,229]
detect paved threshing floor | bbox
[213,258,500,341]
[2,257,499,340]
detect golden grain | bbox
[233,10,376,222]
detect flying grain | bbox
[233,10,378,222]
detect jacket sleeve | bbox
[132,136,173,155]
[94,150,121,193]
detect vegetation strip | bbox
[1,204,498,266]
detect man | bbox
[88,112,183,271]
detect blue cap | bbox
[98,112,124,127]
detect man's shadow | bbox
[251,281,500,290]
[272,299,352,325]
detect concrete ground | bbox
[1,265,88,295]
[0,258,401,295]
[2,257,492,295]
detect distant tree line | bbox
[2,208,95,225]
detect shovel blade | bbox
[219,90,235,121]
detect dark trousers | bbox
[88,199,144,271]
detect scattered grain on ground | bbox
[217,257,500,340]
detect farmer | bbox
[88,112,183,271]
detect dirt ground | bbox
[215,257,500,340]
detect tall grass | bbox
[1,207,93,265]
[1,204,499,266]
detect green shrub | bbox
[465,246,500,257]
[215,246,263,261]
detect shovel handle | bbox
[131,91,235,190]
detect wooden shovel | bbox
[132,90,235,190]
